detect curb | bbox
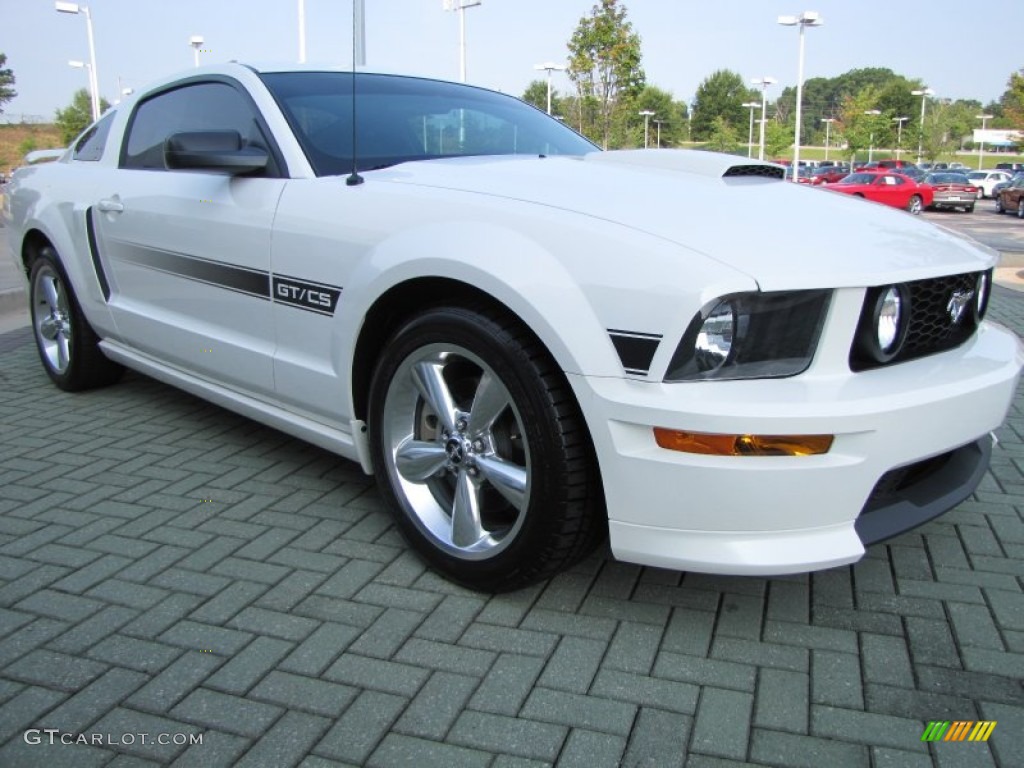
[0,287,26,314]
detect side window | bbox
[122,82,273,173]
[73,111,115,162]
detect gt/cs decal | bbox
[271,275,342,316]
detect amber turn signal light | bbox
[653,428,833,457]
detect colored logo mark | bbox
[921,721,997,742]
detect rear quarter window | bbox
[73,112,115,161]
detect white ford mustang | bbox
[4,63,1022,590]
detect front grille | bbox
[850,271,985,371]
[722,165,785,179]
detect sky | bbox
[1,0,1022,121]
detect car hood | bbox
[375,150,995,291]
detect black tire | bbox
[907,195,923,215]
[1018,200,1024,219]
[29,246,123,391]
[368,305,603,592]
[996,196,1005,214]
[966,205,975,213]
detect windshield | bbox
[926,173,969,184]
[260,72,597,176]
[837,173,877,185]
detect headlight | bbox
[695,300,735,372]
[666,290,831,382]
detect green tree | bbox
[55,88,110,144]
[522,79,564,116]
[0,53,16,113]
[764,120,792,159]
[836,87,880,165]
[703,116,740,154]
[691,70,755,141]
[625,85,685,147]
[566,0,645,149]
[1001,68,1024,130]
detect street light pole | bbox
[742,102,759,158]
[751,77,776,161]
[976,113,994,170]
[534,62,565,115]
[779,11,823,179]
[892,116,908,160]
[911,87,934,164]
[864,109,881,162]
[189,35,204,68]
[820,117,835,161]
[652,119,663,148]
[444,0,482,82]
[639,110,655,148]
[55,2,100,122]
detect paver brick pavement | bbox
[1,291,1024,765]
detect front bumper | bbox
[571,319,1022,575]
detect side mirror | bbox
[164,130,268,174]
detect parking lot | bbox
[1,211,1023,766]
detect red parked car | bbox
[811,166,850,185]
[826,171,934,214]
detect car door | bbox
[871,175,904,207]
[91,79,286,397]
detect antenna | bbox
[346,0,366,186]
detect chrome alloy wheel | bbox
[32,264,73,374]
[380,343,531,559]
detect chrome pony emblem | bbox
[947,289,974,325]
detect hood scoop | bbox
[722,164,785,180]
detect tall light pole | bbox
[864,109,881,162]
[742,102,759,158]
[976,113,994,170]
[444,0,482,82]
[778,11,823,177]
[652,119,663,148]
[820,117,835,161]
[892,116,909,160]
[55,2,100,122]
[911,87,934,164]
[534,62,565,115]
[639,110,655,148]
[189,35,204,68]
[751,76,776,161]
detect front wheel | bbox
[368,306,602,591]
[29,247,123,391]
[996,197,1005,213]
[1018,200,1024,219]
[907,195,923,215]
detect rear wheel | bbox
[29,247,123,391]
[907,195,923,215]
[1018,200,1024,219]
[368,305,602,591]
[966,204,975,213]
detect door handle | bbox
[97,198,124,213]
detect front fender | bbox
[339,218,617,379]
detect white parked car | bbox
[967,170,1013,199]
[3,64,1022,590]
